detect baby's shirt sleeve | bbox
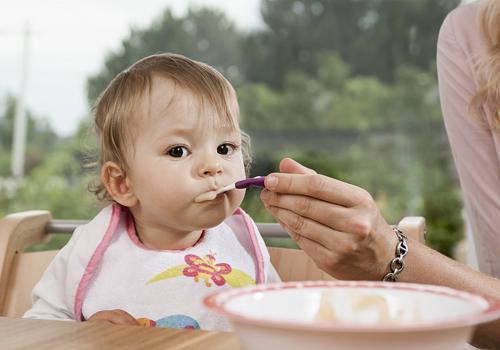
[23,226,86,320]
[265,261,282,283]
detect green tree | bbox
[0,96,59,176]
[0,115,101,217]
[237,83,283,129]
[87,8,243,105]
[242,0,460,87]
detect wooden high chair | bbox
[0,210,425,318]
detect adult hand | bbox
[260,158,397,280]
[87,309,140,326]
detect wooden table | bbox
[0,317,242,350]
[0,317,483,350]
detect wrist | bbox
[382,226,409,282]
[376,225,398,279]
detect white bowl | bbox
[204,280,500,350]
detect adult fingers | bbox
[266,158,364,206]
[274,217,345,279]
[278,158,316,175]
[265,202,350,249]
[261,189,366,235]
[264,172,368,208]
[273,217,335,268]
[271,206,394,281]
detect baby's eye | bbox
[167,146,190,158]
[217,143,237,155]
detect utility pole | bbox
[11,22,30,178]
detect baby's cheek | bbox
[230,188,246,208]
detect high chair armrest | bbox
[397,216,426,243]
[0,211,52,313]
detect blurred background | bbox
[0,0,466,257]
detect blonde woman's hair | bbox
[89,53,252,201]
[470,0,500,127]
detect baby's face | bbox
[126,76,246,234]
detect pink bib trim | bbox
[234,208,265,284]
[74,202,122,321]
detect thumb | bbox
[279,158,316,175]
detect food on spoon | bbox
[194,177,266,203]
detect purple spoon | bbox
[234,176,266,189]
[217,176,265,193]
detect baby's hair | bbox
[89,53,252,201]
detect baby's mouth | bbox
[194,187,224,203]
[195,190,216,203]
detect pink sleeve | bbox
[437,2,500,278]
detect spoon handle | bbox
[234,176,266,189]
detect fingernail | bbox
[266,175,278,189]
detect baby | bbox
[23,53,280,330]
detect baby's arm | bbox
[265,263,282,283]
[87,309,139,325]
[23,228,83,320]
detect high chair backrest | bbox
[0,210,425,318]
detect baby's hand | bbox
[87,309,139,326]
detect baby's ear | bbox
[101,161,138,207]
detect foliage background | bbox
[0,0,464,256]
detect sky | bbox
[0,0,262,136]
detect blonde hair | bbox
[470,0,500,127]
[90,53,252,200]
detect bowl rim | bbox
[203,280,500,333]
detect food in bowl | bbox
[204,280,500,350]
[314,289,422,325]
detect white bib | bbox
[80,205,275,330]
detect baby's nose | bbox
[199,158,223,177]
